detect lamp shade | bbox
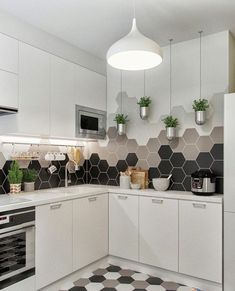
[107,18,163,71]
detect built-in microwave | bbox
[75,105,106,139]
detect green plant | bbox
[137,96,151,107]
[7,161,23,184]
[23,169,37,183]
[192,98,209,111]
[162,115,179,128]
[114,114,128,124]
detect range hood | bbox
[0,106,18,115]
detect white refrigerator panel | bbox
[224,93,235,212]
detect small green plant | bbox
[137,96,151,107]
[7,161,23,184]
[162,115,179,128]
[23,169,37,183]
[114,114,128,124]
[192,98,209,111]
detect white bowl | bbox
[130,183,141,190]
[152,178,170,191]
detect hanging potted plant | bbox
[162,115,179,141]
[137,96,151,120]
[7,160,23,194]
[23,169,37,192]
[192,98,209,125]
[114,114,128,135]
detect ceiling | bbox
[0,0,234,59]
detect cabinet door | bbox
[74,65,106,111]
[109,194,138,261]
[139,197,178,272]
[179,200,222,283]
[0,33,18,73]
[0,70,18,109]
[50,56,75,138]
[18,43,50,136]
[36,201,73,289]
[73,194,108,270]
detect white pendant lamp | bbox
[107,18,163,71]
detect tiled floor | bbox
[61,265,200,291]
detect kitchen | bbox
[0,1,233,291]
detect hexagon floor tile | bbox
[63,265,200,291]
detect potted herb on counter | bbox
[7,160,23,194]
[137,96,151,119]
[23,169,37,192]
[114,113,128,135]
[162,115,179,140]
[192,98,209,125]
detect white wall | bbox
[107,31,229,145]
[0,9,105,75]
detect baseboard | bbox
[108,256,222,291]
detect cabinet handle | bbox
[50,203,62,210]
[88,197,97,202]
[118,195,128,200]
[152,198,163,204]
[193,202,206,209]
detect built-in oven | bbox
[76,105,106,139]
[0,207,35,290]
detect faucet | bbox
[65,161,79,188]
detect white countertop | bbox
[0,185,223,212]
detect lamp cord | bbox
[199,31,203,99]
[169,38,173,115]
[144,70,146,96]
[133,0,136,18]
[120,70,123,114]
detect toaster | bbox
[191,170,216,195]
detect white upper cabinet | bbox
[50,56,75,138]
[18,43,51,136]
[139,197,178,272]
[0,70,18,109]
[75,65,106,111]
[0,33,18,74]
[109,193,139,261]
[179,200,222,283]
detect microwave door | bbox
[80,114,99,133]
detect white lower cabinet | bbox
[109,194,139,261]
[139,197,178,272]
[73,194,108,270]
[36,201,73,290]
[179,200,222,283]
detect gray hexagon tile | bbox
[146,138,161,153]
[126,139,138,152]
[107,140,118,153]
[107,153,118,167]
[147,152,161,167]
[136,146,149,160]
[107,127,118,140]
[116,134,128,145]
[183,128,199,144]
[183,144,200,160]
[116,145,128,160]
[170,137,186,152]
[210,126,223,143]
[158,130,169,145]
[0,152,6,169]
[196,136,213,152]
[136,159,149,169]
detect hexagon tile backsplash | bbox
[0,126,223,194]
[85,126,224,193]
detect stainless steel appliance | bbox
[75,105,106,139]
[191,170,216,195]
[0,206,35,290]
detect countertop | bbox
[0,185,223,212]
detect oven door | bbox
[0,226,35,282]
[76,105,106,139]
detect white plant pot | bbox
[10,183,21,194]
[166,127,176,141]
[195,110,206,125]
[140,106,149,120]
[24,182,35,192]
[117,123,126,135]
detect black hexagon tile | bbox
[90,153,100,165]
[158,145,173,159]
[116,160,128,173]
[196,152,213,168]
[210,144,223,160]
[158,160,173,175]
[126,153,138,167]
[170,153,185,167]
[183,160,199,175]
